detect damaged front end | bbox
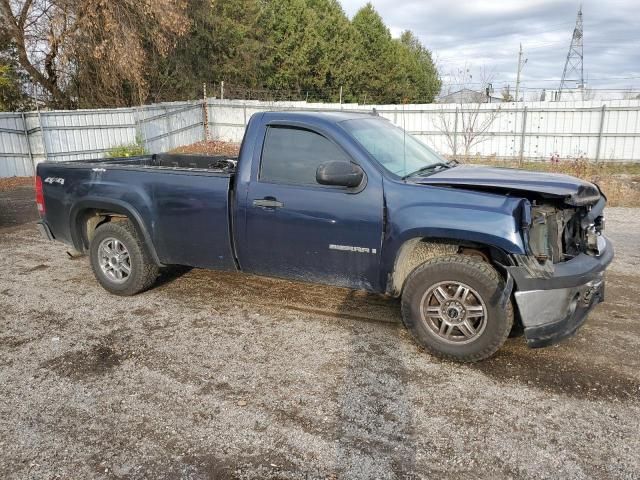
[508,190,613,348]
[527,196,606,264]
[413,165,614,348]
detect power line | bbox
[441,75,640,86]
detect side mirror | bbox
[316,161,364,188]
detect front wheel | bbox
[89,220,159,296]
[401,255,513,363]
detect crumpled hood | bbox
[411,165,601,206]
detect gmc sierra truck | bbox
[35,111,613,362]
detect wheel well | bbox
[388,238,508,296]
[77,209,128,251]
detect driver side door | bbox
[242,125,384,291]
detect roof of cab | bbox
[261,110,381,124]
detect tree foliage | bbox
[146,0,266,102]
[0,0,190,108]
[0,0,441,110]
[0,39,31,110]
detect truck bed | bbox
[38,153,238,270]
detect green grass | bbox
[106,135,147,158]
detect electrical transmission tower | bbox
[558,6,584,101]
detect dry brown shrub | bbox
[593,177,640,207]
[171,140,240,157]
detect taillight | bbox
[35,176,45,216]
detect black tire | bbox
[89,220,159,296]
[401,255,513,363]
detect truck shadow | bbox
[470,341,640,401]
[332,290,417,478]
[154,265,194,288]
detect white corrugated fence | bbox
[1,98,639,177]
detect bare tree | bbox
[0,0,189,108]
[435,66,502,159]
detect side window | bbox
[260,126,350,185]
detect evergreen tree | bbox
[146,0,266,102]
[261,0,316,94]
[350,3,398,103]
[304,0,357,102]
[396,30,441,103]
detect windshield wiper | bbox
[403,161,455,179]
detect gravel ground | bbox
[0,190,639,479]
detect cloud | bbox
[339,0,640,94]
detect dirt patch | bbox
[131,307,155,317]
[22,264,49,273]
[40,330,140,380]
[0,176,33,191]
[0,335,36,348]
[42,343,126,380]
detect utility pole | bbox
[514,43,527,102]
[559,6,584,101]
[220,81,224,100]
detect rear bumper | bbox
[36,220,54,241]
[508,236,614,348]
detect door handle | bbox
[253,198,284,209]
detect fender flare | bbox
[69,197,164,267]
[383,233,518,296]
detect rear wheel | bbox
[89,220,158,296]
[401,255,513,362]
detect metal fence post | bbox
[134,107,149,152]
[21,112,35,175]
[453,107,459,157]
[165,106,173,151]
[203,83,210,141]
[595,104,606,162]
[35,106,48,162]
[519,106,528,164]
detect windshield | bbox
[341,117,446,177]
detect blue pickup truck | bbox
[35,111,613,362]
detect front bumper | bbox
[507,236,614,348]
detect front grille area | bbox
[529,203,603,263]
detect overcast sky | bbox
[339,0,640,97]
